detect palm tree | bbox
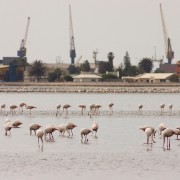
[29,60,47,82]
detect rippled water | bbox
[1,92,180,179]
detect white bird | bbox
[12,120,23,128]
[19,103,27,114]
[26,105,37,115]
[174,128,180,140]
[4,120,13,136]
[158,123,166,138]
[162,128,175,150]
[65,122,77,137]
[92,122,99,138]
[94,104,102,115]
[138,104,143,114]
[60,104,71,116]
[29,123,41,135]
[1,104,6,115]
[10,105,18,115]
[56,104,61,116]
[139,126,156,144]
[78,105,86,115]
[57,123,67,136]
[160,104,165,115]
[168,104,173,113]
[44,125,58,140]
[80,128,92,142]
[108,103,114,115]
[36,129,44,151]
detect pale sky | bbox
[0,0,179,68]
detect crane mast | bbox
[160,4,174,64]
[69,5,76,64]
[17,17,30,58]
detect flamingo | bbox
[138,104,143,114]
[44,125,58,140]
[80,128,92,142]
[12,120,23,128]
[88,104,95,117]
[65,122,77,137]
[56,104,61,116]
[60,104,71,117]
[29,123,41,135]
[19,103,27,114]
[168,104,173,113]
[139,126,156,144]
[57,123,66,136]
[26,105,36,115]
[162,128,175,150]
[158,123,166,138]
[92,122,99,138]
[78,105,86,115]
[1,104,6,115]
[36,129,44,151]
[160,104,165,115]
[108,103,114,112]
[94,104,102,115]
[10,105,18,115]
[174,129,180,140]
[4,120,13,136]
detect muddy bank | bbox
[0,82,180,93]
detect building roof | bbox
[73,73,102,79]
[0,65,9,69]
[134,73,174,80]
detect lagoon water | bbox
[1,92,180,179]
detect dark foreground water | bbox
[0,93,180,180]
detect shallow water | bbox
[1,93,180,179]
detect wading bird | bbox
[139,126,156,144]
[138,104,143,114]
[12,120,23,128]
[92,122,99,138]
[160,104,165,115]
[19,103,27,114]
[158,123,166,138]
[78,105,86,115]
[56,104,61,116]
[162,128,175,150]
[60,104,71,117]
[36,129,44,151]
[44,125,58,140]
[4,120,13,136]
[80,128,92,142]
[174,128,180,140]
[26,105,36,115]
[10,105,18,115]
[1,104,6,115]
[65,122,77,137]
[29,123,41,135]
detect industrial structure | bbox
[17,17,30,58]
[160,4,174,64]
[69,5,76,64]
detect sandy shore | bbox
[0,82,180,93]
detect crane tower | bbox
[160,4,174,64]
[69,5,76,64]
[17,17,30,58]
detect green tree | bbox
[129,66,140,76]
[138,58,153,73]
[107,52,114,70]
[80,60,91,72]
[98,61,113,74]
[68,64,80,74]
[48,68,62,82]
[29,60,47,82]
[123,51,131,76]
[169,74,179,82]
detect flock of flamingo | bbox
[139,123,180,150]
[1,102,178,151]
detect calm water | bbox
[1,92,180,179]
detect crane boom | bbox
[17,17,30,58]
[69,5,76,64]
[160,4,174,64]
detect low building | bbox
[122,73,175,83]
[73,72,102,82]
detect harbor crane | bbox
[69,5,76,64]
[17,17,30,58]
[160,4,174,64]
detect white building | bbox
[73,72,102,82]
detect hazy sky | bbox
[0,0,179,68]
